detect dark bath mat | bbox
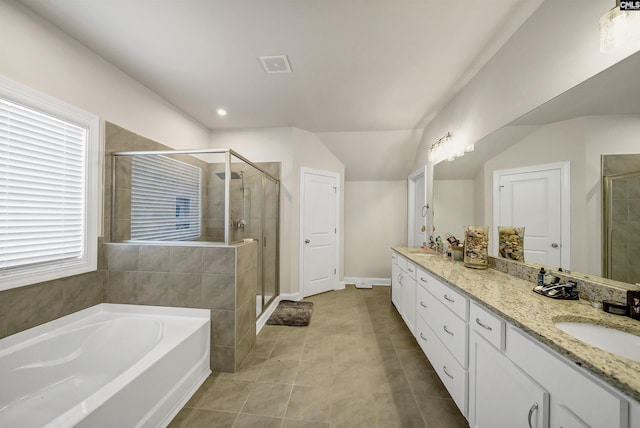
[266,300,314,327]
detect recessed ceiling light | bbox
[258,55,292,74]
[216,108,227,117]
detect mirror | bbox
[432,50,640,290]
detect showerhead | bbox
[215,171,241,180]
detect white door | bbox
[494,163,569,267]
[408,166,428,246]
[301,169,338,297]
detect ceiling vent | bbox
[258,55,292,74]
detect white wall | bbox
[432,180,475,241]
[0,0,209,151]
[344,181,407,279]
[209,127,345,295]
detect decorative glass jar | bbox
[464,226,489,269]
[498,226,525,262]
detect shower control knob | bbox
[551,243,559,248]
[305,239,311,244]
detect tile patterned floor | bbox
[169,285,469,428]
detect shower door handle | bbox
[305,239,311,244]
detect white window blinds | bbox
[0,98,87,271]
[130,155,201,241]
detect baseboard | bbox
[336,280,346,290]
[344,277,391,289]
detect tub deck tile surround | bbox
[105,240,257,373]
[0,269,104,339]
[170,285,468,428]
[393,246,640,402]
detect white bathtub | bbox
[0,304,210,428]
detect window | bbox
[130,155,201,241]
[0,77,100,291]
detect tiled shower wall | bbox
[603,154,640,285]
[104,241,257,372]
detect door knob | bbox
[551,243,559,248]
[305,239,310,244]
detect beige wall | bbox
[414,0,637,171]
[432,180,475,241]
[344,181,407,278]
[584,115,640,276]
[0,1,209,153]
[476,115,640,277]
[481,118,587,272]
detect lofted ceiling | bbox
[19,0,543,178]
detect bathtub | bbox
[0,304,210,428]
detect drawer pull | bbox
[443,325,454,336]
[475,318,493,331]
[420,301,427,308]
[419,332,427,341]
[527,402,538,428]
[420,277,428,283]
[443,365,454,379]
[408,267,414,273]
[444,294,455,303]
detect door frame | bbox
[492,161,571,267]
[408,165,428,247]
[299,167,341,298]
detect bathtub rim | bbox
[0,303,210,353]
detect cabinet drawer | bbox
[507,327,627,428]
[416,283,430,322]
[416,316,467,416]
[391,251,398,265]
[417,268,467,320]
[406,261,417,279]
[421,289,467,367]
[469,301,505,350]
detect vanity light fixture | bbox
[216,108,227,117]
[465,144,475,152]
[430,132,452,158]
[600,0,640,52]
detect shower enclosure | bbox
[110,149,279,317]
[602,154,640,285]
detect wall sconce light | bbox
[600,1,640,52]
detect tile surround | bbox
[104,240,257,372]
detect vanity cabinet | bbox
[415,267,468,415]
[401,261,417,335]
[469,302,549,428]
[391,252,402,309]
[391,252,416,335]
[391,250,637,428]
[507,327,629,428]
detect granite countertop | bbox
[392,246,640,403]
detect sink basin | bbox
[555,321,640,363]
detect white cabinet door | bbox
[402,274,416,336]
[469,331,549,428]
[391,259,402,310]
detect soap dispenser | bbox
[536,267,546,290]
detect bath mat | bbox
[266,300,314,327]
